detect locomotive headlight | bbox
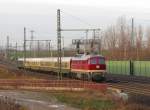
[96,65,100,69]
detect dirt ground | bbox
[0,90,79,110]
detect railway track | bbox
[0,78,149,97]
[108,82,150,96]
[106,74,150,84]
[106,73,150,96]
[0,79,107,92]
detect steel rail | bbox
[108,83,150,96]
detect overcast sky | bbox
[1,0,150,47]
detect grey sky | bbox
[1,0,150,47]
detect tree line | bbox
[102,16,150,60]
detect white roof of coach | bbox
[18,57,72,62]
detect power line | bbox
[60,10,93,27]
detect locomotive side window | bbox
[98,58,105,64]
[90,58,97,64]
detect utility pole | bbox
[130,18,134,75]
[83,37,86,53]
[15,42,18,61]
[76,41,80,54]
[62,36,64,57]
[91,29,96,54]
[37,40,40,57]
[99,35,102,55]
[30,30,34,57]
[85,30,88,53]
[24,27,26,65]
[96,30,101,54]
[49,40,53,57]
[6,36,9,59]
[48,41,52,57]
[131,18,134,48]
[57,9,62,80]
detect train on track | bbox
[18,54,106,81]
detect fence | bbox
[107,61,150,77]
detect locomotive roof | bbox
[71,54,104,60]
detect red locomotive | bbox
[71,54,106,81]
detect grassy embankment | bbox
[0,63,47,79]
[49,91,150,110]
[53,91,115,110]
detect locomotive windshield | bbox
[89,57,105,64]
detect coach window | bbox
[90,58,97,64]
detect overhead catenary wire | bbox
[60,10,94,28]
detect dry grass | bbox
[45,90,150,110]
[48,90,117,110]
[0,64,45,79]
[0,97,27,110]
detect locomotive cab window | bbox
[98,58,105,64]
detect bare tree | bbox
[103,25,118,59]
[146,27,150,48]
[145,27,150,58]
[116,16,130,59]
[102,16,146,60]
[135,25,143,59]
